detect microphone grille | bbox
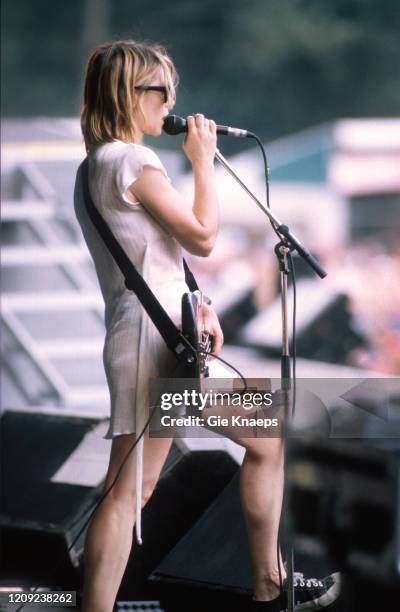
[163,115,186,135]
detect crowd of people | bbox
[329,239,400,375]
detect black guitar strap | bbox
[80,157,197,360]
[183,258,199,292]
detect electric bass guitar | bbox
[181,291,211,379]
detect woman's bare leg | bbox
[239,437,286,601]
[202,404,287,602]
[81,432,173,612]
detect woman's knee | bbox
[104,474,155,503]
[241,437,284,461]
[96,487,136,526]
[103,434,171,513]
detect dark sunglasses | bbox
[135,85,168,103]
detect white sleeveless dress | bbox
[74,141,188,544]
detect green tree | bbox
[2,0,399,150]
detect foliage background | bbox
[2,0,400,152]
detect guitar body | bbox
[181,291,210,379]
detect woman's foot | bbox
[250,572,341,610]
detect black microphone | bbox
[163,114,252,138]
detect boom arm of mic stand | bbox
[215,148,327,279]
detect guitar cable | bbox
[276,251,297,609]
[249,133,298,608]
[15,346,248,612]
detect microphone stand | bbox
[214,148,327,612]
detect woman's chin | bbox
[145,129,162,138]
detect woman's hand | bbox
[199,303,224,360]
[182,114,217,167]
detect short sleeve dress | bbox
[74,141,188,544]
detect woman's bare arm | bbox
[128,114,218,256]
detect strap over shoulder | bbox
[79,157,198,361]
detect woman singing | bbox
[74,39,340,612]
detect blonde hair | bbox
[81,39,178,151]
